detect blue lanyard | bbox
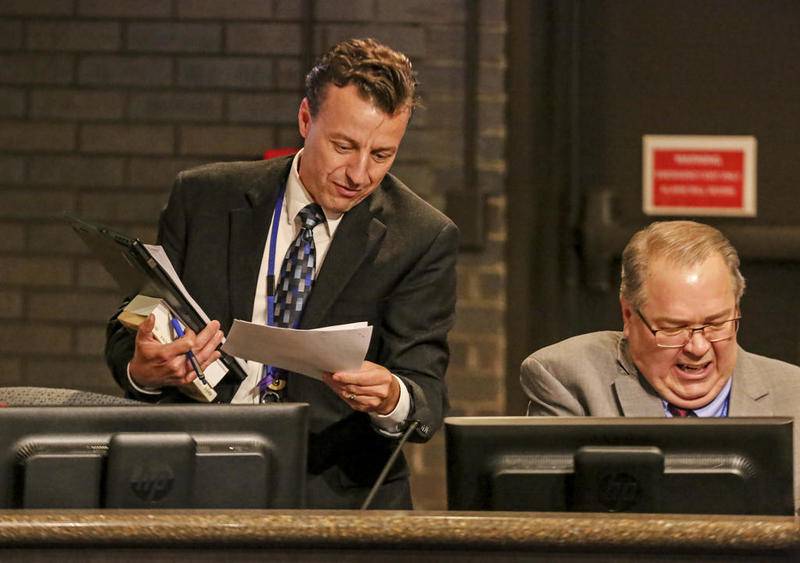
[260,185,286,395]
[266,185,286,328]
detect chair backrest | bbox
[0,387,141,407]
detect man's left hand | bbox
[323,361,400,415]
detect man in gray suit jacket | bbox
[106,38,458,509]
[521,221,800,504]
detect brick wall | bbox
[0,0,507,510]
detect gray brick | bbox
[480,29,505,64]
[419,98,463,128]
[0,0,73,16]
[477,169,504,195]
[376,0,466,23]
[0,88,25,118]
[0,122,76,152]
[78,0,171,18]
[0,20,22,49]
[0,155,24,184]
[478,65,504,95]
[25,359,119,393]
[78,259,117,289]
[180,125,273,157]
[177,0,273,19]
[129,92,223,122]
[128,157,205,188]
[226,23,302,55]
[427,25,465,61]
[416,63,463,94]
[0,55,74,85]
[28,223,92,254]
[274,126,302,150]
[0,324,71,355]
[29,292,120,322]
[389,163,435,196]
[128,23,221,53]
[79,192,166,222]
[77,325,107,355]
[274,58,302,90]
[0,257,72,286]
[0,291,23,318]
[0,222,25,251]
[178,57,272,89]
[80,124,174,156]
[478,99,505,132]
[0,191,75,219]
[31,89,125,120]
[28,22,121,52]
[478,134,504,164]
[478,270,505,299]
[79,56,172,87]
[28,155,125,187]
[481,0,506,24]
[0,358,22,385]
[320,25,426,60]
[449,371,501,403]
[315,0,373,22]
[403,129,463,163]
[228,93,299,124]
[432,165,465,193]
[273,0,302,20]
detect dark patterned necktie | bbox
[667,403,697,417]
[273,202,326,328]
[259,202,325,401]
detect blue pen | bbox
[169,317,209,386]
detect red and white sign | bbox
[643,135,757,217]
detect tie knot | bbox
[298,203,325,230]
[667,403,696,417]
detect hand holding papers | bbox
[222,320,373,380]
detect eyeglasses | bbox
[635,309,741,349]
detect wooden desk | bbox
[0,510,798,561]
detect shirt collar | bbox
[687,376,732,417]
[285,149,343,235]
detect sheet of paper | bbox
[221,320,373,380]
[144,244,212,324]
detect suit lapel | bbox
[300,194,386,329]
[729,348,772,416]
[228,159,291,325]
[613,337,665,417]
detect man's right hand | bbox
[129,314,224,389]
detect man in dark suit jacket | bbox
[521,221,800,505]
[105,38,458,509]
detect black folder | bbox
[68,215,247,383]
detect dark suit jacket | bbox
[106,156,458,509]
[521,330,800,506]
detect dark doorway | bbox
[507,0,800,414]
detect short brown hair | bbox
[620,221,746,308]
[304,37,420,117]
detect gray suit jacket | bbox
[106,156,458,509]
[521,331,800,507]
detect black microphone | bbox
[360,420,419,510]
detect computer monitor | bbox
[0,404,308,509]
[445,416,794,515]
